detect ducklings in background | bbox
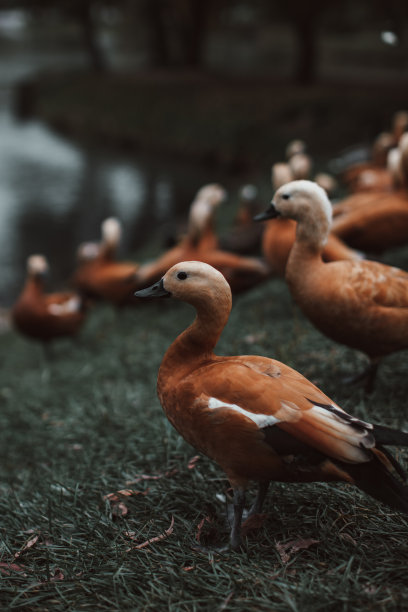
[12,254,87,347]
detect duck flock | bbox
[10,111,408,550]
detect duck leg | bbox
[229,487,246,550]
[342,358,380,393]
[247,481,270,517]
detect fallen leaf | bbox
[126,516,175,550]
[14,534,39,559]
[187,455,200,470]
[276,538,319,564]
[0,562,27,576]
[182,566,195,571]
[195,515,214,543]
[104,488,149,518]
[340,532,358,547]
[241,513,267,537]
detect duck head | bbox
[135,260,232,311]
[27,254,49,279]
[254,180,332,249]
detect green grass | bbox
[1,238,408,611]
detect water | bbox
[0,39,257,307]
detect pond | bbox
[0,41,265,307]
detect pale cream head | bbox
[392,110,408,141]
[271,163,293,190]
[289,153,312,180]
[314,172,338,195]
[77,241,101,262]
[194,183,227,207]
[27,254,49,276]
[272,180,333,247]
[101,217,122,247]
[285,139,306,159]
[162,260,231,307]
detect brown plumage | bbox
[12,255,86,343]
[135,261,408,550]
[258,164,362,276]
[137,185,271,294]
[256,180,408,390]
[72,217,140,306]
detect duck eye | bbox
[282,193,290,200]
[177,271,188,280]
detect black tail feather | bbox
[373,424,408,447]
[344,454,408,515]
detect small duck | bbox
[331,135,408,253]
[219,185,265,255]
[12,255,86,345]
[255,180,408,391]
[135,260,408,550]
[260,165,362,276]
[340,111,408,190]
[72,217,140,306]
[137,184,270,294]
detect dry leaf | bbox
[276,538,319,564]
[104,488,149,518]
[187,455,200,470]
[182,566,195,571]
[14,534,39,559]
[50,568,64,582]
[0,562,27,576]
[195,515,214,543]
[126,516,175,550]
[241,513,267,537]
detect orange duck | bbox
[137,184,271,294]
[340,111,408,191]
[135,260,408,550]
[331,134,408,253]
[256,180,408,391]
[73,217,140,307]
[219,185,265,255]
[12,255,86,345]
[258,164,362,276]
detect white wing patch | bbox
[208,397,280,428]
[48,297,81,316]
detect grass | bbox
[1,235,408,611]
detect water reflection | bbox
[0,43,258,307]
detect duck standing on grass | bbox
[72,217,140,307]
[135,260,408,551]
[12,254,87,348]
[255,180,408,392]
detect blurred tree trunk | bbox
[285,0,325,85]
[178,0,213,68]
[142,0,171,67]
[293,15,316,85]
[75,2,107,72]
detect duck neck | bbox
[286,220,326,281]
[159,293,231,380]
[25,275,45,297]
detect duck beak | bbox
[253,202,281,221]
[134,278,172,298]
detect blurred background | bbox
[0,0,407,306]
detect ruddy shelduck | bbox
[260,165,362,276]
[331,134,408,253]
[137,184,271,294]
[12,255,86,344]
[73,217,140,306]
[255,180,408,390]
[135,260,408,550]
